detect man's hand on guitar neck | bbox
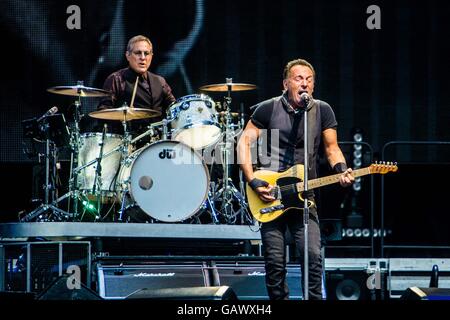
[332,162,355,187]
[338,168,355,187]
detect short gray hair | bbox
[126,35,153,53]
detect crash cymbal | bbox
[89,106,161,120]
[47,85,112,97]
[199,83,257,92]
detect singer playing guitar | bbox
[237,58,354,300]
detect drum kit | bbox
[21,79,257,225]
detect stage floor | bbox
[0,222,262,241]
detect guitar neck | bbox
[296,167,371,192]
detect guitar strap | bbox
[307,100,318,174]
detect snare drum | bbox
[116,140,209,222]
[167,94,221,150]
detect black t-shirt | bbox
[250,94,337,178]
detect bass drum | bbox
[116,140,209,222]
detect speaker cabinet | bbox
[324,258,388,300]
[126,286,237,300]
[401,287,450,300]
[0,241,91,294]
[96,262,210,299]
[209,262,302,300]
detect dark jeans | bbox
[260,206,323,300]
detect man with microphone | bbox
[237,58,354,300]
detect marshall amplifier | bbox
[96,262,210,299]
[208,261,303,300]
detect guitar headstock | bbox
[369,161,398,174]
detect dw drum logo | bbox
[159,149,176,159]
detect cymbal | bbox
[199,82,257,92]
[47,85,112,97]
[89,106,161,120]
[218,111,239,117]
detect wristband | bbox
[249,178,269,190]
[333,162,348,173]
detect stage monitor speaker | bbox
[126,286,237,300]
[37,274,102,300]
[97,262,210,299]
[325,259,388,300]
[326,270,369,300]
[400,287,450,300]
[210,262,302,300]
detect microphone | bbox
[300,92,311,105]
[37,106,58,122]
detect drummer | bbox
[97,35,176,136]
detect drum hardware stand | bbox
[90,124,108,220]
[20,117,73,222]
[202,181,219,224]
[212,78,249,224]
[117,104,133,222]
[67,98,83,218]
[54,81,87,220]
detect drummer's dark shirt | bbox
[97,67,176,135]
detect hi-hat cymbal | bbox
[199,82,257,92]
[89,106,161,121]
[47,85,112,97]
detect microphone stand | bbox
[302,96,314,300]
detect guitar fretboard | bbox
[296,167,371,191]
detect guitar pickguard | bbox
[276,176,304,209]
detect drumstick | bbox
[129,76,139,109]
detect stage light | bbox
[353,158,362,168]
[82,200,95,211]
[362,229,371,237]
[353,133,363,142]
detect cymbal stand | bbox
[58,83,86,220]
[20,118,72,222]
[118,109,132,222]
[67,98,82,218]
[90,124,108,219]
[212,78,249,224]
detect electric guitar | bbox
[246,162,398,223]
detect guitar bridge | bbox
[260,204,285,214]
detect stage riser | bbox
[2,241,450,300]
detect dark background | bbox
[1,0,449,256]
